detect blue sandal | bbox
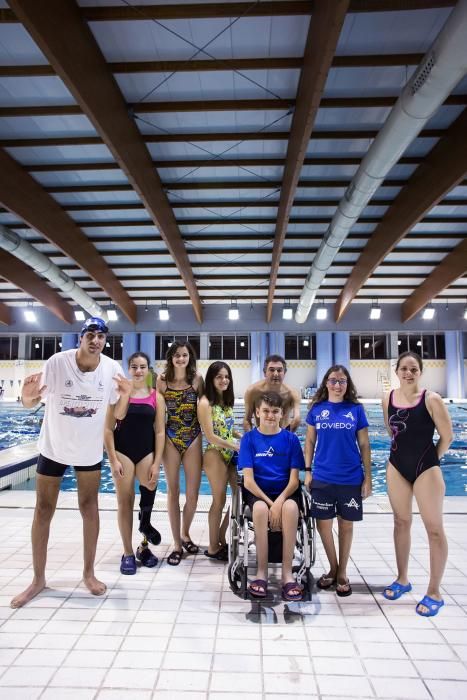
[382,581,412,600]
[416,595,444,617]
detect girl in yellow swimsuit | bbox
[198,361,241,560]
[157,341,204,566]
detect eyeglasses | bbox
[327,378,348,386]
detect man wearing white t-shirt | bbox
[11,317,129,608]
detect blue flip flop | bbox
[416,595,444,617]
[382,581,412,600]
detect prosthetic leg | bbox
[135,485,160,568]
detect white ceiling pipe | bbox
[295,0,467,323]
[0,224,106,319]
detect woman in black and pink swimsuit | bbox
[382,351,453,617]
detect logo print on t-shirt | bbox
[320,409,330,419]
[343,411,354,421]
[65,379,73,387]
[255,446,275,458]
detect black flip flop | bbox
[167,549,183,566]
[182,540,199,555]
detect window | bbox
[284,334,316,360]
[397,333,445,359]
[208,334,250,360]
[105,335,123,361]
[0,336,19,360]
[350,334,388,360]
[156,334,201,361]
[29,336,60,360]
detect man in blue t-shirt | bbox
[238,391,305,602]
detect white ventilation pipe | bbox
[0,224,105,319]
[295,0,467,323]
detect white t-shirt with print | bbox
[38,349,123,466]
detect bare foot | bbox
[83,574,106,596]
[10,579,46,608]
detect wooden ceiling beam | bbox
[0,148,137,323]
[35,195,467,211]
[2,94,464,118]
[0,300,11,325]
[25,154,423,172]
[23,215,465,228]
[0,54,426,78]
[0,250,74,324]
[41,176,432,194]
[401,240,467,321]
[1,1,454,23]
[10,0,202,322]
[335,108,467,321]
[0,128,444,149]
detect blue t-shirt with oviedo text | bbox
[238,428,305,495]
[305,401,369,485]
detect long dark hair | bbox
[204,361,234,408]
[164,340,197,384]
[311,365,359,407]
[396,351,423,372]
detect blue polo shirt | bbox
[306,401,369,485]
[238,428,305,494]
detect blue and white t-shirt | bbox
[238,428,305,494]
[306,401,369,485]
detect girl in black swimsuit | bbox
[382,352,453,617]
[105,353,166,575]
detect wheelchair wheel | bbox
[228,561,248,599]
[305,569,314,601]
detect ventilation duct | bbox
[295,0,467,323]
[0,224,105,319]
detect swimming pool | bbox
[2,402,466,496]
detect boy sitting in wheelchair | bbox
[238,391,305,601]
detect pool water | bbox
[2,402,466,496]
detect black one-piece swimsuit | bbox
[388,390,439,484]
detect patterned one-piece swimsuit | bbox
[164,384,201,456]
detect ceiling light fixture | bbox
[316,299,327,320]
[107,304,118,322]
[422,304,435,320]
[369,300,381,320]
[282,299,293,320]
[24,302,36,323]
[228,299,239,321]
[74,310,85,321]
[159,300,170,321]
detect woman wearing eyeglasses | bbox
[304,365,372,596]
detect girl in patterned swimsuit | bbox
[198,362,242,560]
[382,352,453,617]
[157,341,204,566]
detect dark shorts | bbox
[36,454,102,478]
[243,487,301,513]
[310,480,363,522]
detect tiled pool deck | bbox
[1,491,467,699]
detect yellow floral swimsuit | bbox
[205,403,236,464]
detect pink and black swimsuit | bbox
[114,390,157,464]
[388,389,439,484]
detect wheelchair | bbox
[228,476,316,600]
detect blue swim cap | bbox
[80,316,109,336]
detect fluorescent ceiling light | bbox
[422,305,435,320]
[24,309,36,322]
[282,306,293,320]
[316,307,327,320]
[74,310,85,321]
[107,308,118,321]
[228,301,239,320]
[159,308,170,321]
[370,305,381,320]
